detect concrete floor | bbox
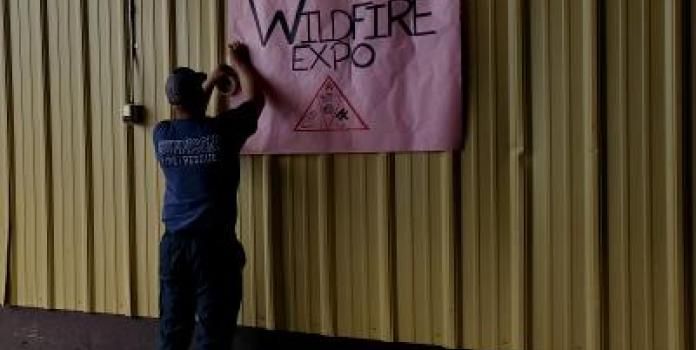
[0,307,450,350]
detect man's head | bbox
[166,67,207,117]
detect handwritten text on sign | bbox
[231,0,462,154]
[249,0,438,71]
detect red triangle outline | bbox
[294,76,369,132]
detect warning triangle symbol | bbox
[295,77,369,132]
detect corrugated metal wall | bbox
[5,0,53,310]
[0,1,693,349]
[605,1,686,349]
[689,0,695,348]
[0,0,9,307]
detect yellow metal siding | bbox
[45,0,91,313]
[7,0,52,309]
[87,0,132,316]
[237,156,275,330]
[394,153,457,345]
[461,0,526,348]
[0,0,10,306]
[0,1,692,350]
[132,0,166,318]
[692,1,696,346]
[605,1,685,349]
[690,0,695,346]
[529,0,600,349]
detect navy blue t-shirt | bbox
[154,102,258,234]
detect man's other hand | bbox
[227,41,251,67]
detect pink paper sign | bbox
[230,0,462,154]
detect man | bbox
[154,42,265,350]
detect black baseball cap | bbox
[165,67,207,106]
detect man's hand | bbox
[213,64,240,95]
[223,41,264,113]
[203,62,244,111]
[210,65,233,84]
[227,41,251,68]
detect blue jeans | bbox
[158,231,245,350]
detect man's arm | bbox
[202,71,219,111]
[216,42,265,117]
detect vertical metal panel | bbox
[131,0,170,317]
[606,1,653,348]
[7,0,52,309]
[237,156,275,329]
[505,1,527,348]
[86,0,130,315]
[174,0,222,71]
[394,153,456,347]
[364,155,393,343]
[0,0,10,305]
[574,1,602,349]
[360,155,391,341]
[461,0,526,348]
[174,0,223,116]
[655,1,685,349]
[606,0,686,349]
[45,0,92,313]
[461,2,482,346]
[307,155,332,336]
[208,1,279,331]
[273,155,336,336]
[277,155,308,333]
[691,2,696,347]
[320,154,391,341]
[45,0,65,312]
[605,1,631,349]
[529,1,600,350]
[225,8,277,331]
